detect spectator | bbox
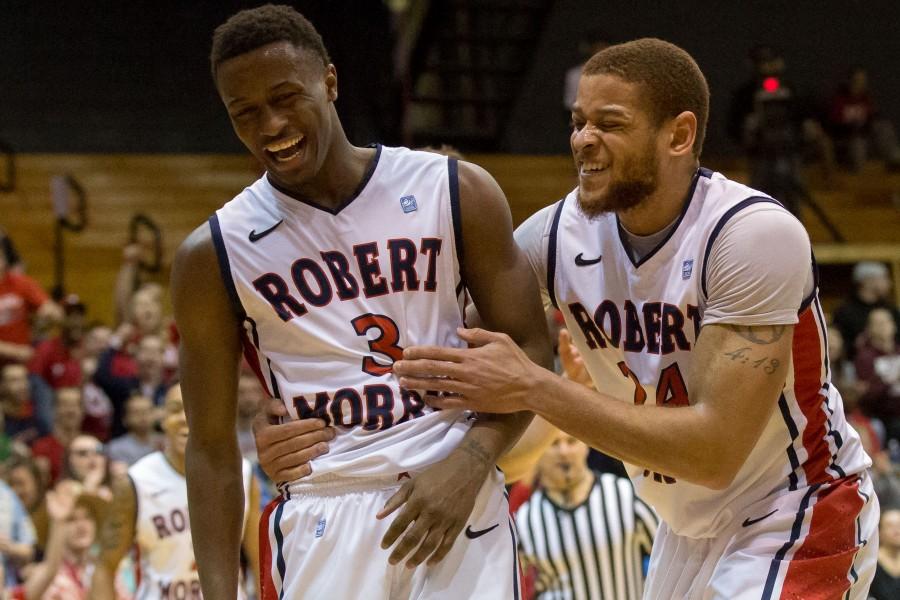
[78,324,114,442]
[106,394,161,469]
[5,456,50,550]
[855,307,900,443]
[93,335,169,438]
[871,507,900,599]
[727,45,834,213]
[5,481,83,600]
[41,493,107,599]
[0,226,23,274]
[0,478,36,587]
[563,29,611,112]
[515,430,658,599]
[236,372,264,461]
[31,388,85,484]
[826,66,900,172]
[26,295,86,390]
[0,248,61,366]
[60,434,112,503]
[834,261,900,359]
[1,365,51,447]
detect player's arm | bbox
[90,475,137,600]
[396,206,809,489]
[241,474,261,594]
[447,160,554,478]
[378,160,554,567]
[171,224,244,599]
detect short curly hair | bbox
[210,4,331,78]
[583,38,709,157]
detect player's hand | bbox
[376,451,488,568]
[558,329,593,388]
[393,327,543,414]
[253,399,335,483]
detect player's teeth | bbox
[266,135,303,152]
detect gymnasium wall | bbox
[2,2,899,155]
[504,0,900,154]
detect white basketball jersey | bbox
[129,452,252,599]
[212,146,471,487]
[547,169,870,538]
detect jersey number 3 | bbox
[351,313,404,376]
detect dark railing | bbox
[51,174,88,298]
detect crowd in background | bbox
[0,35,899,599]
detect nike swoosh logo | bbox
[464,523,500,539]
[574,253,602,266]
[741,509,777,527]
[248,219,284,242]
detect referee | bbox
[516,430,658,600]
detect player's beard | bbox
[577,137,659,220]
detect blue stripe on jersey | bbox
[699,196,781,298]
[448,157,465,289]
[799,251,820,313]
[761,483,821,600]
[778,394,802,491]
[546,198,566,310]
[617,168,702,269]
[274,498,288,599]
[208,214,247,320]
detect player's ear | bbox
[325,64,338,102]
[668,111,697,157]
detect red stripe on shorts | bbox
[779,477,864,598]
[792,308,832,485]
[259,497,281,600]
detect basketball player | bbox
[393,39,880,598]
[89,384,260,599]
[170,5,551,600]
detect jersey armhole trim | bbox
[798,250,819,314]
[448,157,465,288]
[208,214,247,321]
[699,196,782,299]
[546,198,566,309]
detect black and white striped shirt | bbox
[515,472,658,600]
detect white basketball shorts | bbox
[642,473,879,599]
[259,467,520,599]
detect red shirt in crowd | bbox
[27,337,82,389]
[0,271,48,346]
[31,434,66,483]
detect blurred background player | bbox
[90,384,260,599]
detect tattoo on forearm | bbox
[726,324,786,345]
[722,347,781,374]
[459,439,492,467]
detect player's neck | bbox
[879,546,900,575]
[617,163,697,236]
[546,469,594,509]
[164,447,185,476]
[269,128,376,211]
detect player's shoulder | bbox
[128,451,164,478]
